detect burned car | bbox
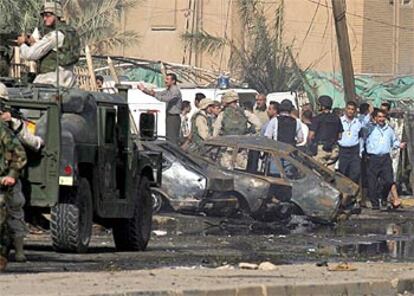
[144,136,359,223]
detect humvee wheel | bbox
[112,176,153,251]
[50,178,93,253]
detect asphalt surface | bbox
[5,207,414,274]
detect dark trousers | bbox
[338,145,361,183]
[166,114,181,145]
[366,154,394,207]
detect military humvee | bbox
[4,81,161,253]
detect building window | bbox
[151,0,177,31]
[389,0,413,6]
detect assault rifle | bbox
[0,32,19,48]
[0,101,33,124]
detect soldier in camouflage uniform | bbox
[0,83,43,263]
[186,98,214,152]
[16,1,80,87]
[212,90,260,137]
[0,114,27,271]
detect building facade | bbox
[111,0,414,78]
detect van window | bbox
[140,113,156,139]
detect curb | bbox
[93,277,413,296]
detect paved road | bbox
[5,208,414,274]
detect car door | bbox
[278,155,341,222]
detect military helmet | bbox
[198,98,214,110]
[41,0,63,18]
[221,90,239,104]
[0,83,8,101]
[318,95,333,109]
[279,99,294,112]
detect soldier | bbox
[0,116,27,271]
[308,95,343,170]
[0,83,43,263]
[16,0,80,87]
[213,90,260,137]
[186,98,214,152]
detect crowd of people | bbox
[157,84,405,212]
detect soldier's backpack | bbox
[221,106,248,136]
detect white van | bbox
[128,86,258,139]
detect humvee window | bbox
[105,109,116,143]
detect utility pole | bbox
[331,0,357,103]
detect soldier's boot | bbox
[13,237,26,262]
[0,255,7,271]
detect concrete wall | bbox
[111,0,414,78]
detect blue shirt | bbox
[365,123,400,155]
[338,115,362,147]
[358,114,370,126]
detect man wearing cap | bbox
[0,83,43,263]
[213,90,259,137]
[185,98,214,152]
[308,95,343,170]
[0,93,27,270]
[264,99,303,146]
[139,73,182,144]
[16,0,80,87]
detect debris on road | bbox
[327,262,357,272]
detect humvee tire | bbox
[50,178,93,253]
[112,176,153,251]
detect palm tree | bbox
[0,0,140,54]
[181,0,305,94]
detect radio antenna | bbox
[55,0,60,97]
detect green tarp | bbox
[124,64,164,87]
[304,71,414,108]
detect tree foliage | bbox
[181,0,305,93]
[0,0,140,54]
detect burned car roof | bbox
[204,136,295,154]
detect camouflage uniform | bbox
[0,83,31,266]
[188,98,214,152]
[19,1,80,87]
[0,121,27,271]
[213,91,258,137]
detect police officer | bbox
[213,90,260,136]
[264,99,303,146]
[338,101,362,183]
[16,0,80,87]
[0,118,27,271]
[364,109,406,209]
[0,83,43,262]
[186,98,214,152]
[308,95,343,170]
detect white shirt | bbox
[264,113,304,144]
[297,121,309,147]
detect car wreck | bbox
[143,136,359,223]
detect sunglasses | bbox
[42,12,54,17]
